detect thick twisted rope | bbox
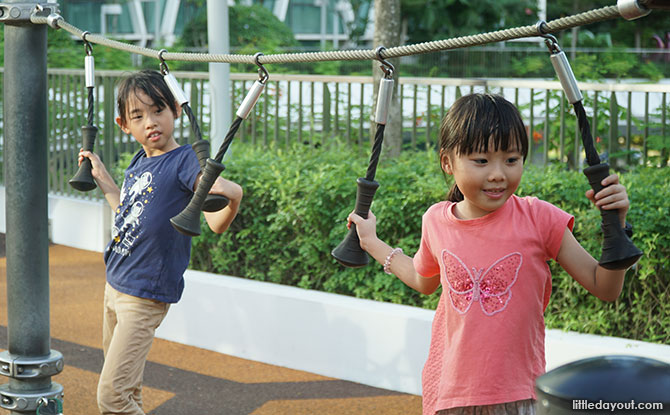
[87,87,94,126]
[214,117,244,163]
[32,5,623,65]
[574,101,602,166]
[365,124,385,182]
[182,104,202,141]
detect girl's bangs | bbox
[455,95,528,158]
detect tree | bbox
[547,0,670,50]
[400,0,537,45]
[178,4,297,53]
[175,3,298,71]
[373,0,402,157]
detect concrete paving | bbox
[0,241,422,414]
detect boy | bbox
[79,69,243,414]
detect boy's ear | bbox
[115,116,130,134]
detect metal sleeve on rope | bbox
[375,78,394,125]
[550,51,583,104]
[46,13,61,29]
[617,0,651,19]
[236,80,265,120]
[84,55,95,88]
[164,73,188,106]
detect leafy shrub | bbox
[190,143,669,344]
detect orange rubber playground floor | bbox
[0,241,422,414]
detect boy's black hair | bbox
[116,69,178,126]
[439,93,528,202]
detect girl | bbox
[347,93,634,415]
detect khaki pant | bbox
[97,283,170,415]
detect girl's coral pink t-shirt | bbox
[414,195,574,415]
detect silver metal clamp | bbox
[0,383,63,412]
[617,0,651,20]
[0,3,59,23]
[0,350,64,379]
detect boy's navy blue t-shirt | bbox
[104,144,200,303]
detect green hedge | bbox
[190,143,670,344]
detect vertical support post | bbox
[207,0,231,155]
[5,7,49,360]
[0,2,64,413]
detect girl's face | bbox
[116,90,181,157]
[441,141,524,220]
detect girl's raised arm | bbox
[556,228,626,302]
[557,173,633,302]
[348,211,441,295]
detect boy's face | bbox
[116,90,181,157]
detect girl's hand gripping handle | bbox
[331,177,379,267]
[583,163,642,270]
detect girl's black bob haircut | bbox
[439,93,528,160]
[439,93,528,202]
[116,69,178,125]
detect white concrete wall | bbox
[155,270,434,395]
[156,269,670,396]
[0,186,111,252]
[3,189,668,395]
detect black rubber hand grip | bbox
[583,163,642,270]
[170,158,225,236]
[331,177,380,267]
[191,140,229,212]
[69,125,99,192]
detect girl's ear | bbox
[174,101,182,119]
[440,150,453,175]
[115,116,130,134]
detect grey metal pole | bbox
[207,0,232,157]
[0,2,64,414]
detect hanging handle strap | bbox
[540,26,642,270]
[69,31,99,192]
[170,54,269,235]
[332,47,395,267]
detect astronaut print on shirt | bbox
[110,171,154,256]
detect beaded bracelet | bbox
[383,247,403,274]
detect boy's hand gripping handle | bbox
[331,178,379,267]
[583,163,642,270]
[166,70,229,213]
[191,140,229,212]
[69,125,98,191]
[170,158,225,236]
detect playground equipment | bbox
[331,47,394,267]
[0,2,64,414]
[169,53,267,237]
[68,31,98,192]
[536,355,670,414]
[540,26,643,270]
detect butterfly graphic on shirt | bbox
[441,250,523,316]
